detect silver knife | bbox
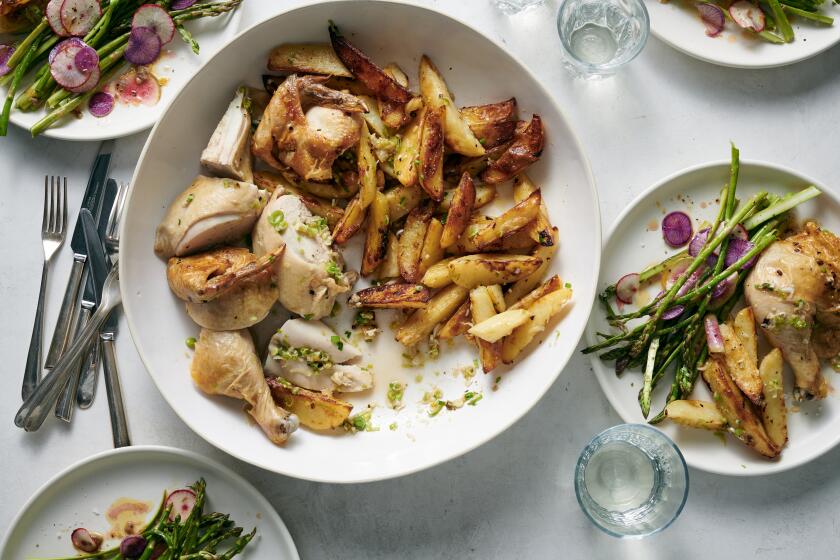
[44,140,114,369]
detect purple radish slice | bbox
[696,2,725,37]
[724,237,756,269]
[662,305,685,321]
[615,273,640,305]
[709,274,738,309]
[0,44,14,77]
[165,488,196,521]
[50,41,92,89]
[688,227,710,257]
[88,91,114,116]
[704,314,724,353]
[729,0,766,31]
[125,26,162,65]
[665,257,693,289]
[120,535,147,559]
[73,44,98,73]
[46,0,71,36]
[662,211,693,247]
[676,265,707,298]
[170,0,197,9]
[60,0,102,37]
[49,37,82,64]
[132,4,175,45]
[71,528,103,553]
[67,64,99,93]
[731,223,748,240]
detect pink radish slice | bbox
[67,64,99,93]
[696,2,725,37]
[688,227,710,257]
[729,0,765,32]
[113,66,161,105]
[676,265,707,298]
[615,273,640,305]
[125,26,162,65]
[132,4,175,45]
[704,314,724,353]
[662,211,693,247]
[49,37,82,64]
[710,273,737,308]
[0,44,14,77]
[60,0,102,37]
[89,91,114,116]
[170,0,197,9]
[50,41,93,89]
[46,0,71,36]
[165,488,196,521]
[71,528,103,553]
[724,237,756,269]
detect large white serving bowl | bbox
[120,0,600,483]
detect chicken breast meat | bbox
[154,175,267,259]
[252,74,367,182]
[191,328,299,445]
[745,222,840,399]
[253,189,353,319]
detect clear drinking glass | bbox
[493,0,545,15]
[557,0,649,76]
[574,424,688,538]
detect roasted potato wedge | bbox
[720,323,763,406]
[501,286,572,363]
[267,378,352,431]
[395,284,469,346]
[393,108,423,187]
[421,256,456,288]
[470,121,517,150]
[486,284,506,312]
[440,172,476,249]
[438,299,472,340]
[473,190,542,250]
[419,218,445,276]
[513,174,554,246]
[399,203,434,282]
[357,120,379,210]
[418,55,485,157]
[384,183,425,221]
[357,94,388,137]
[329,24,413,103]
[759,348,788,449]
[481,115,545,184]
[349,283,431,309]
[448,254,543,289]
[508,274,563,311]
[378,233,400,279]
[504,228,559,306]
[460,98,518,127]
[665,400,727,431]
[470,287,502,372]
[701,356,779,458]
[267,43,353,77]
[332,196,366,245]
[361,191,389,276]
[440,184,496,212]
[379,63,414,130]
[733,307,758,367]
[418,106,445,201]
[469,308,530,343]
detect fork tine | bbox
[42,176,48,234]
[61,177,68,234]
[51,176,58,233]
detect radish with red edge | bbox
[725,237,756,269]
[132,4,176,45]
[615,273,640,305]
[665,257,692,289]
[710,273,738,308]
[696,3,725,37]
[0,45,14,77]
[120,535,147,559]
[125,26,162,65]
[48,37,82,64]
[68,64,99,93]
[704,314,724,353]
[89,91,114,116]
[165,488,197,521]
[171,0,198,9]
[661,211,693,247]
[60,0,102,37]
[729,0,766,32]
[50,41,92,89]
[676,265,706,298]
[71,528,103,553]
[730,223,748,240]
[688,227,718,257]
[46,0,71,36]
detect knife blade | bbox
[45,140,114,368]
[80,208,110,299]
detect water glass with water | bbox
[557,0,649,75]
[493,0,545,15]
[574,424,688,538]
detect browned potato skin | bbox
[395,284,469,346]
[378,233,400,279]
[720,323,763,406]
[361,191,389,276]
[256,168,360,200]
[501,286,571,363]
[357,120,379,210]
[481,115,545,185]
[447,254,543,288]
[267,43,353,77]
[329,25,413,104]
[332,196,366,245]
[419,218,445,277]
[701,356,779,458]
[384,183,425,221]
[349,283,431,309]
[460,98,518,127]
[441,184,496,212]
[470,287,502,372]
[759,348,788,449]
[393,109,424,188]
[267,378,352,431]
[399,203,434,282]
[664,400,727,431]
[470,121,517,150]
[438,300,472,339]
[379,64,414,130]
[419,106,446,201]
[473,189,542,250]
[440,172,476,249]
[504,229,559,306]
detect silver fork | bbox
[23,177,68,400]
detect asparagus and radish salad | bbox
[0,0,242,137]
[695,0,834,43]
[583,144,822,423]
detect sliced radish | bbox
[724,237,756,269]
[125,26,162,65]
[710,273,737,308]
[170,0,197,9]
[71,528,103,553]
[661,211,693,247]
[688,227,714,257]
[729,1,766,32]
[68,64,99,93]
[0,44,14,77]
[46,0,71,36]
[114,66,161,105]
[132,4,175,45]
[50,40,93,89]
[165,488,197,521]
[120,535,147,559]
[60,0,101,37]
[615,273,640,305]
[662,305,685,321]
[89,91,114,116]
[704,314,724,353]
[696,3,725,37]
[731,223,748,240]
[665,257,692,289]
[676,265,706,298]
[49,37,82,64]
[74,44,98,73]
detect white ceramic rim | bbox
[0,445,300,557]
[120,0,601,483]
[587,158,839,476]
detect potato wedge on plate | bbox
[759,348,788,449]
[399,203,435,282]
[350,283,431,309]
[396,284,469,346]
[469,308,530,343]
[421,256,456,288]
[438,300,472,340]
[384,183,425,221]
[504,229,559,306]
[733,307,758,367]
[470,287,502,372]
[418,106,446,201]
[482,115,544,184]
[720,323,763,406]
[440,172,476,249]
[448,254,543,289]
[501,285,572,363]
[267,43,353,77]
[472,190,542,250]
[267,377,352,431]
[361,191,390,276]
[664,400,727,431]
[332,196,366,245]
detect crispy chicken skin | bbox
[252,74,367,181]
[745,222,840,399]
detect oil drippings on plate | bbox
[105,497,152,538]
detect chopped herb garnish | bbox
[268,210,288,232]
[184,193,195,207]
[325,259,343,281]
[330,334,344,351]
[387,382,406,409]
[185,337,197,349]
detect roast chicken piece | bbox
[264,318,372,393]
[252,74,367,181]
[253,190,352,319]
[154,176,267,259]
[185,273,280,330]
[745,222,840,399]
[200,87,254,183]
[191,328,298,444]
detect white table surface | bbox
[3,0,840,557]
